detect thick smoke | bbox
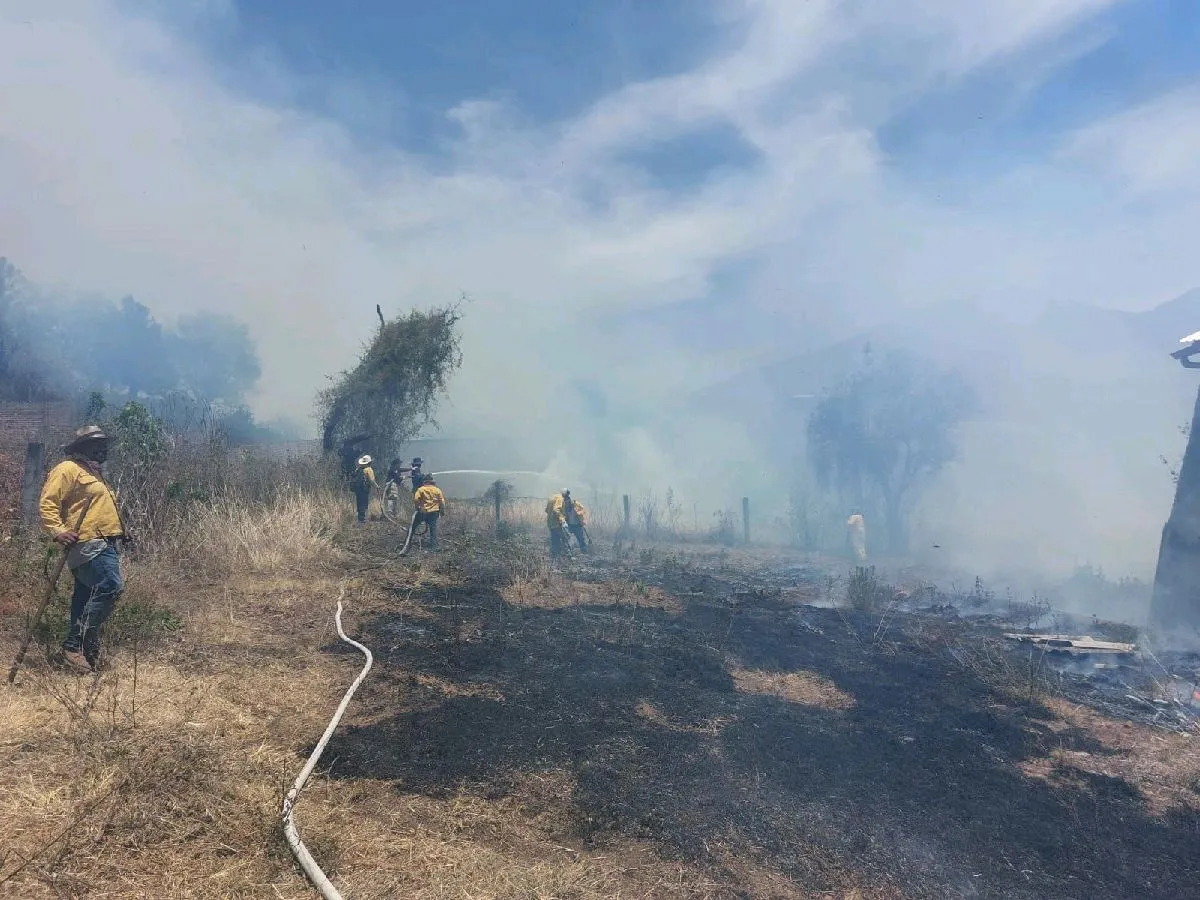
[0,259,300,440]
[3,275,257,402]
[2,0,1198,593]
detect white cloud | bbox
[1064,87,1200,195]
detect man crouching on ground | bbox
[39,425,129,673]
[413,475,446,551]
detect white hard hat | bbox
[357,455,372,467]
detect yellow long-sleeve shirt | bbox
[546,494,587,528]
[546,493,566,528]
[414,484,446,514]
[39,459,124,541]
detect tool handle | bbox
[7,497,95,684]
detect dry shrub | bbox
[161,487,346,576]
[0,537,50,620]
[942,632,1057,704]
[845,566,892,613]
[0,450,23,529]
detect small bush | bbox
[712,510,737,547]
[1007,595,1051,630]
[104,584,185,649]
[1089,618,1139,644]
[34,579,181,656]
[845,566,891,612]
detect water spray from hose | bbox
[430,469,604,494]
[430,469,569,481]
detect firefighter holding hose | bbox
[351,455,381,523]
[383,458,405,519]
[547,489,589,558]
[38,426,129,673]
[412,474,446,550]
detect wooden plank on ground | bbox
[1002,633,1136,655]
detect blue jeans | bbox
[65,543,123,661]
[415,511,440,549]
[568,524,589,553]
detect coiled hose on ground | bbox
[282,584,374,900]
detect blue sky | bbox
[881,0,1200,180]
[210,1,719,131]
[192,0,1200,189]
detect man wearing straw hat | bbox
[38,425,128,672]
[351,454,381,523]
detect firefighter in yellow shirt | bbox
[413,475,446,551]
[546,489,589,558]
[846,511,867,562]
[38,425,128,672]
[351,455,381,523]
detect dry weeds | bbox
[161,488,347,576]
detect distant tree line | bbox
[0,256,295,443]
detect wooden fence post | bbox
[742,496,750,545]
[622,494,631,533]
[21,442,45,527]
[494,491,502,525]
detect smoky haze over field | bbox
[3,0,1200,585]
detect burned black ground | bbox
[325,531,1200,900]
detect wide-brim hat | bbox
[64,425,108,452]
[357,455,373,467]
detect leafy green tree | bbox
[108,401,171,535]
[84,391,108,423]
[112,401,169,471]
[807,351,975,552]
[319,302,464,463]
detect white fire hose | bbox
[282,585,374,899]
